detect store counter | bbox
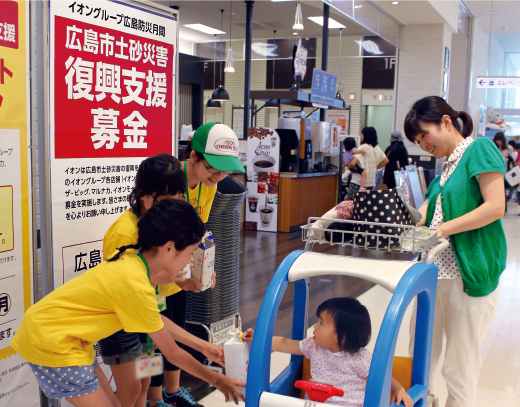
[278,171,338,233]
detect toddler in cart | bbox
[342,137,367,192]
[243,297,412,407]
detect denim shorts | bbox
[29,360,99,399]
[98,330,143,365]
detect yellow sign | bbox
[0,0,32,361]
[0,186,14,252]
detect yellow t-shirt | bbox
[103,210,181,297]
[187,182,216,223]
[11,252,164,367]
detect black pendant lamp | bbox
[211,9,230,101]
[207,35,221,108]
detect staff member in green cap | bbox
[147,123,245,407]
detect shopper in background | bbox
[342,136,367,191]
[493,133,515,208]
[147,123,245,407]
[383,131,409,189]
[405,96,506,407]
[99,154,210,407]
[508,140,518,161]
[346,126,388,199]
[493,131,510,162]
[11,200,246,407]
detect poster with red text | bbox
[49,0,177,289]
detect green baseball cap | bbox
[191,123,245,173]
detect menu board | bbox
[245,127,280,232]
[310,68,337,106]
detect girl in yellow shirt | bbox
[99,153,209,407]
[11,199,245,407]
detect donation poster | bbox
[326,109,350,136]
[0,1,40,405]
[245,127,280,232]
[49,0,177,288]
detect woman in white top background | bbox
[346,127,388,199]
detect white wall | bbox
[395,24,453,154]
[467,21,491,136]
[486,35,506,109]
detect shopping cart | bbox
[245,217,447,407]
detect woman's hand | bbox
[176,277,204,292]
[202,342,225,367]
[241,328,254,342]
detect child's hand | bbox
[241,328,254,342]
[394,387,412,407]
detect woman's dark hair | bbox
[109,199,204,261]
[508,140,517,149]
[183,140,205,161]
[128,154,186,216]
[493,132,507,151]
[361,126,378,147]
[343,137,358,152]
[404,96,473,143]
[316,297,371,354]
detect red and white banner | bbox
[49,0,178,288]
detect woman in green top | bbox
[404,96,506,407]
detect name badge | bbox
[135,354,163,379]
[157,294,167,312]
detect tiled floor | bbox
[200,205,520,407]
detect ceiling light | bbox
[308,16,346,29]
[224,1,234,73]
[354,5,362,9]
[184,24,226,35]
[293,3,304,30]
[349,93,356,100]
[271,0,295,2]
[293,32,298,35]
[206,99,221,108]
[212,10,229,101]
[392,1,399,4]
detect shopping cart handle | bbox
[425,240,450,264]
[295,380,344,402]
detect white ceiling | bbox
[151,0,520,54]
[152,0,372,45]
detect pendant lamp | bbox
[224,1,235,73]
[293,3,304,30]
[207,35,221,108]
[212,9,230,101]
[335,28,346,108]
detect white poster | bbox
[48,0,178,287]
[245,128,280,232]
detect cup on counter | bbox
[248,196,259,212]
[253,155,275,172]
[260,205,274,227]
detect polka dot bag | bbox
[352,189,412,250]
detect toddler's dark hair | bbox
[317,297,371,354]
[343,137,358,152]
[108,199,204,261]
[128,154,186,216]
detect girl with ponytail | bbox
[404,96,506,407]
[99,153,211,407]
[11,199,245,407]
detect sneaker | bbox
[163,387,203,407]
